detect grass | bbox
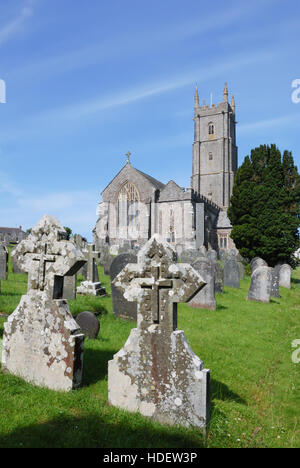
[0,248,299,448]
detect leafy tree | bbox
[228,144,300,266]
[63,226,72,240]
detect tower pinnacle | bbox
[231,95,235,113]
[223,81,228,103]
[194,85,199,108]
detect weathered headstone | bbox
[189,258,216,310]
[247,266,272,303]
[100,248,114,275]
[0,243,8,280]
[214,262,224,294]
[1,215,86,391]
[250,257,267,273]
[63,274,77,300]
[11,250,25,274]
[224,259,240,288]
[110,253,138,321]
[270,264,281,299]
[77,244,106,296]
[108,234,210,430]
[180,249,200,264]
[76,311,100,339]
[207,249,217,264]
[279,264,292,289]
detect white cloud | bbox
[0,0,36,46]
[239,113,300,134]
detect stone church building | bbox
[93,83,238,253]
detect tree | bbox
[63,226,72,240]
[228,144,300,267]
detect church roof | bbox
[101,161,165,202]
[134,167,165,191]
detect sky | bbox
[0,0,300,241]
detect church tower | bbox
[191,83,238,209]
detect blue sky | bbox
[0,0,299,240]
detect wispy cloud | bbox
[27,49,277,121]
[0,0,36,46]
[239,113,300,134]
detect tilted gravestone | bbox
[76,311,100,339]
[110,253,138,321]
[0,243,8,280]
[189,258,216,310]
[247,266,272,303]
[223,258,240,288]
[77,244,106,296]
[279,264,292,289]
[1,215,86,391]
[108,234,210,430]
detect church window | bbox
[117,181,140,228]
[209,152,213,160]
[208,123,214,135]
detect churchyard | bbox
[0,241,299,448]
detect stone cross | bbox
[2,215,86,392]
[85,244,100,283]
[113,235,206,331]
[126,151,131,164]
[11,215,86,298]
[109,235,210,430]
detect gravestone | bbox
[108,234,210,430]
[0,243,8,280]
[223,259,240,288]
[1,215,86,391]
[77,244,106,296]
[247,266,272,303]
[71,235,88,278]
[76,311,100,339]
[214,262,224,294]
[110,253,138,321]
[11,250,25,274]
[100,248,114,275]
[180,249,201,264]
[207,249,217,264]
[270,264,281,299]
[279,264,292,289]
[250,257,267,273]
[63,274,77,300]
[189,258,216,310]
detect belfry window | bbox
[208,123,214,135]
[117,182,140,227]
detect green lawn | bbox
[0,251,299,448]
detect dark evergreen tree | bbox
[228,144,300,266]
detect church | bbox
[93,83,238,254]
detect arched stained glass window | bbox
[117,181,140,227]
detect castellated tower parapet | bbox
[191,83,238,210]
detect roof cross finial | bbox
[126,151,131,164]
